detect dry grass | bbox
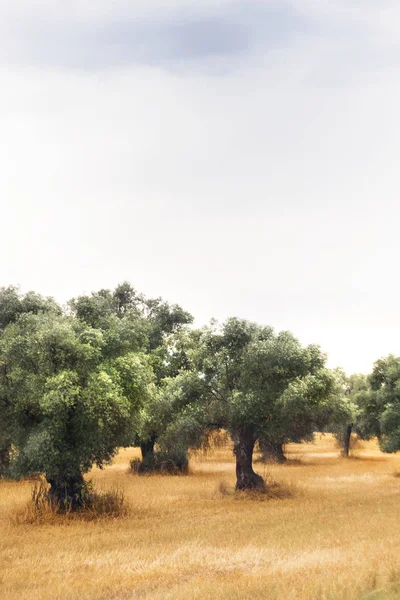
[1,434,399,599]
[11,478,129,525]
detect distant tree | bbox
[256,368,350,463]
[170,318,336,491]
[131,329,202,472]
[0,311,154,505]
[363,355,400,453]
[327,372,370,458]
[257,436,288,464]
[131,368,207,473]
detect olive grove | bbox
[1,283,398,505]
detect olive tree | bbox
[363,355,400,453]
[131,329,204,472]
[131,369,207,473]
[0,311,154,505]
[69,282,194,469]
[327,372,370,457]
[257,374,347,464]
[174,318,336,490]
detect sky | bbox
[1,0,400,374]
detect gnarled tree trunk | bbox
[138,434,157,472]
[233,426,265,491]
[258,438,287,464]
[342,424,353,458]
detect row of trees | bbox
[0,283,399,505]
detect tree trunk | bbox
[140,438,155,463]
[258,438,287,464]
[135,435,157,473]
[0,443,11,477]
[342,424,353,458]
[47,473,86,509]
[233,427,265,491]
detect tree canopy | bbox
[365,355,400,453]
[0,286,156,504]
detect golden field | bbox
[0,435,399,600]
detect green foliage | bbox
[69,281,193,355]
[0,285,61,331]
[0,305,154,500]
[365,355,400,453]
[0,287,63,476]
[0,282,194,489]
[5,279,400,501]
[131,369,207,474]
[189,318,330,438]
[162,318,337,488]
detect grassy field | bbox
[0,435,399,600]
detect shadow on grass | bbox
[343,454,390,463]
[216,474,299,501]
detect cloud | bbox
[1,1,310,70]
[1,0,399,79]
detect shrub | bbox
[131,449,189,475]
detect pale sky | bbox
[2,1,400,374]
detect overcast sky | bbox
[2,1,400,373]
